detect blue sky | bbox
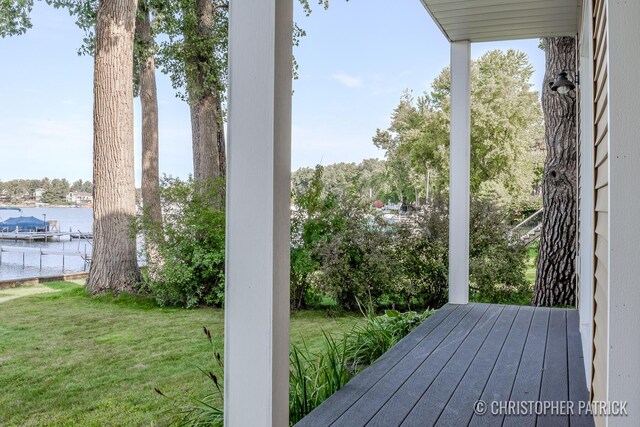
[0,0,544,185]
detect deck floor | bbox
[296,303,593,427]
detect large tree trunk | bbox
[87,0,141,295]
[136,3,163,271]
[187,0,226,182]
[532,37,577,307]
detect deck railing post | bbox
[448,41,471,305]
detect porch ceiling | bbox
[420,0,580,42]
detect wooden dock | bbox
[0,245,91,270]
[0,231,93,242]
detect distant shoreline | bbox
[1,205,92,209]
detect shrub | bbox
[291,165,394,311]
[390,196,530,308]
[468,198,530,303]
[313,210,396,312]
[136,177,226,308]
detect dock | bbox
[0,231,93,242]
[0,245,91,270]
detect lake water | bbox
[0,208,93,280]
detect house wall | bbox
[606,0,640,423]
[590,0,609,416]
[578,0,594,389]
[582,0,640,424]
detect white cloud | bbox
[331,72,363,88]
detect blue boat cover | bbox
[0,216,48,232]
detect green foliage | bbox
[46,0,97,55]
[0,177,88,204]
[292,158,388,203]
[291,164,384,310]
[313,210,395,312]
[289,331,352,424]
[292,165,397,311]
[40,178,70,204]
[345,309,433,368]
[174,308,428,426]
[293,172,530,311]
[0,0,33,37]
[168,326,225,427]
[468,198,530,303]
[136,177,226,308]
[376,49,545,211]
[70,178,93,193]
[390,199,451,309]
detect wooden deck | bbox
[296,303,593,427]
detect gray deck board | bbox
[364,304,494,427]
[537,309,569,427]
[434,305,520,427]
[295,303,593,427]
[469,305,537,427]
[294,303,462,427]
[400,305,507,427]
[501,307,551,427]
[332,303,487,427]
[567,310,595,427]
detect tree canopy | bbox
[373,49,544,210]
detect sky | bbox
[0,0,545,185]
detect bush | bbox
[136,177,226,308]
[294,180,529,311]
[468,198,530,303]
[313,209,396,312]
[291,166,395,311]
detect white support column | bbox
[606,0,640,424]
[448,41,471,305]
[225,0,292,426]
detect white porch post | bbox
[448,41,471,305]
[225,0,293,426]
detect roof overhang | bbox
[420,0,580,42]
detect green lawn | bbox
[526,243,539,285]
[0,282,360,426]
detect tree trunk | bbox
[136,3,163,271]
[87,0,141,295]
[532,37,577,307]
[187,0,226,182]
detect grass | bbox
[0,282,361,426]
[526,242,539,285]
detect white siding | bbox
[606,0,640,424]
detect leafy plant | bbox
[289,332,352,424]
[135,177,226,308]
[345,309,433,368]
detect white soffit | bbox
[420,0,580,42]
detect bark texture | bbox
[87,0,141,294]
[187,0,226,182]
[532,37,577,307]
[136,4,163,270]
